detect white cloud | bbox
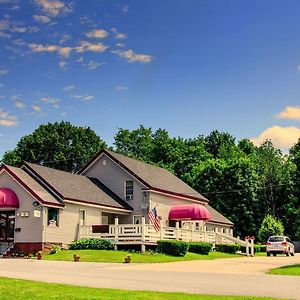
[113,49,152,63]
[73,93,95,101]
[116,42,125,47]
[251,125,300,150]
[39,96,59,108]
[28,43,59,53]
[111,28,127,39]
[63,84,75,91]
[85,60,103,70]
[58,61,68,69]
[58,46,72,57]
[277,106,300,120]
[29,41,108,57]
[115,85,128,91]
[33,15,51,23]
[14,100,26,109]
[59,34,71,44]
[34,0,72,17]
[86,29,108,39]
[0,109,18,126]
[0,68,8,75]
[10,26,26,32]
[76,41,108,53]
[32,105,41,112]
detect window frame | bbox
[124,180,134,200]
[47,207,59,227]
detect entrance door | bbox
[0,211,15,242]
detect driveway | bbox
[0,255,300,299]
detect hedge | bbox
[157,240,189,256]
[215,244,240,254]
[188,242,212,255]
[69,239,113,250]
[239,244,267,253]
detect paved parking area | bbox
[0,254,300,299]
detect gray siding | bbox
[150,192,231,232]
[83,154,147,223]
[0,171,43,243]
[44,202,102,244]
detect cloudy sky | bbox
[1,0,300,157]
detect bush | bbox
[188,242,212,255]
[69,239,113,250]
[49,245,61,254]
[215,244,240,254]
[258,214,284,242]
[157,240,189,256]
[258,245,267,252]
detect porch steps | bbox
[0,242,14,256]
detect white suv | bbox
[266,236,295,256]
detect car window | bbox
[268,237,284,242]
[286,237,292,243]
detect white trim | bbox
[0,168,63,209]
[64,199,131,214]
[147,189,207,204]
[133,215,143,224]
[124,180,134,200]
[79,209,86,226]
[81,153,148,188]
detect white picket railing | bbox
[80,222,243,246]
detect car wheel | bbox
[273,253,277,256]
[267,252,271,257]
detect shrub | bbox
[240,245,260,254]
[69,239,113,250]
[215,244,240,254]
[258,245,267,252]
[188,242,212,255]
[157,240,189,256]
[258,214,284,242]
[49,244,62,254]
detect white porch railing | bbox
[80,220,244,246]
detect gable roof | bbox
[0,164,63,207]
[79,149,208,202]
[206,205,233,225]
[22,162,132,211]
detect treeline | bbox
[2,122,300,240]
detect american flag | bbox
[148,206,160,231]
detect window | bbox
[125,180,134,200]
[48,208,59,226]
[133,215,142,224]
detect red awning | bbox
[0,188,19,208]
[168,204,211,221]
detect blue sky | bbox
[1,0,300,157]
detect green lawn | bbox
[43,250,239,263]
[268,264,300,276]
[0,277,282,300]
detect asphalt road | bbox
[0,255,300,299]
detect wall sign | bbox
[34,209,41,218]
[20,211,29,217]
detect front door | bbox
[0,211,15,242]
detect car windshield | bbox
[268,237,284,242]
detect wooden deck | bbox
[80,218,245,251]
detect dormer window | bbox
[125,181,134,200]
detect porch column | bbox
[141,216,146,253]
[175,221,180,240]
[114,217,118,251]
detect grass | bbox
[43,250,239,263]
[0,277,281,300]
[268,264,300,276]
